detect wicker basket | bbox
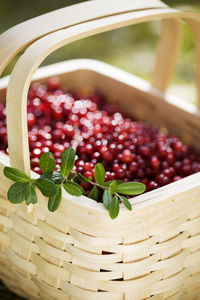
[0,0,200,299]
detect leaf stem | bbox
[76,172,109,190]
[115,193,122,203]
[90,181,110,190]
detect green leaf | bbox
[51,171,64,184]
[35,178,57,197]
[61,148,75,177]
[109,181,118,195]
[116,182,146,195]
[25,183,38,205]
[103,180,123,187]
[88,186,99,201]
[63,181,82,196]
[7,182,29,203]
[4,167,31,183]
[109,195,119,219]
[48,185,62,212]
[102,190,112,209]
[40,171,64,184]
[94,163,105,185]
[75,182,87,196]
[118,195,132,211]
[40,172,53,181]
[40,152,56,173]
[77,173,88,183]
[72,175,87,196]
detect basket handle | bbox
[6,6,200,174]
[0,0,181,93]
[0,0,167,76]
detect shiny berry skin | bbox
[115,168,126,179]
[83,171,93,179]
[83,162,94,172]
[182,164,192,175]
[174,161,182,171]
[52,129,64,140]
[101,150,114,162]
[27,113,36,128]
[129,161,138,173]
[174,141,183,151]
[163,167,175,178]
[138,146,151,157]
[150,156,160,169]
[121,149,134,163]
[83,144,94,155]
[112,164,120,173]
[173,176,182,182]
[63,124,74,138]
[161,161,169,169]
[32,148,42,158]
[33,166,42,174]
[148,181,159,190]
[156,174,170,186]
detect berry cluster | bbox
[0,76,200,194]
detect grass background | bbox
[0,0,199,298]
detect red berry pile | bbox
[0,76,200,193]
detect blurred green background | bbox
[0,0,199,299]
[0,0,200,104]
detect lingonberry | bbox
[137,168,145,178]
[0,78,199,196]
[102,151,114,163]
[31,148,42,158]
[163,168,174,178]
[138,146,151,157]
[83,171,94,179]
[112,163,120,173]
[182,164,192,175]
[121,149,134,163]
[129,161,138,173]
[156,174,170,186]
[150,156,160,169]
[83,143,94,155]
[125,170,132,180]
[63,123,74,138]
[92,152,100,159]
[83,162,94,172]
[148,181,159,190]
[172,176,182,182]
[115,168,126,179]
[27,113,36,128]
[174,161,182,171]
[161,161,169,169]
[33,166,42,174]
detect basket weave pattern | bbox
[0,170,200,300]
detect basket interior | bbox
[1,58,200,148]
[24,59,200,149]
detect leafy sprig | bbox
[3,148,146,219]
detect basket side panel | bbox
[1,157,200,300]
